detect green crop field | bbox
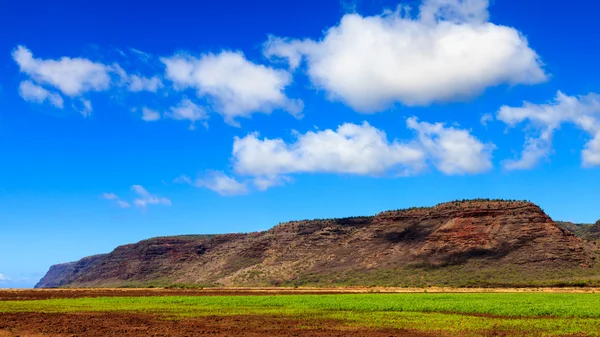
[2,293,600,336]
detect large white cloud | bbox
[231,118,491,189]
[162,51,302,125]
[233,122,426,177]
[13,46,111,97]
[18,80,64,108]
[497,91,600,169]
[264,0,546,112]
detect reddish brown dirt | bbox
[0,289,359,301]
[0,312,435,337]
[4,287,600,301]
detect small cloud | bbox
[0,273,11,282]
[165,98,208,130]
[102,193,119,200]
[173,175,193,185]
[112,64,164,93]
[74,98,93,117]
[131,185,172,209]
[178,172,248,196]
[101,192,132,209]
[12,45,111,97]
[161,51,302,126]
[18,80,64,108]
[480,113,494,126]
[141,107,161,121]
[128,75,163,92]
[196,171,248,196]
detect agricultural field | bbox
[2,289,600,336]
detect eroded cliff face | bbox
[36,201,598,288]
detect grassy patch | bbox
[2,293,600,336]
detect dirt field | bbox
[2,286,599,301]
[2,288,599,336]
[0,288,345,300]
[0,312,434,337]
[0,289,437,336]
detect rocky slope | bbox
[556,219,600,241]
[36,200,600,288]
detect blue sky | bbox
[1,0,600,288]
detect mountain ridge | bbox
[36,199,600,288]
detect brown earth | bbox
[36,200,599,288]
[0,312,435,337]
[0,288,361,301]
[5,287,600,301]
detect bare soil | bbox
[2,287,599,301]
[0,312,435,337]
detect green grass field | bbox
[3,293,600,336]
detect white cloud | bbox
[18,80,64,108]
[166,98,208,129]
[497,91,600,169]
[195,171,248,196]
[141,107,161,122]
[14,46,164,116]
[233,122,426,178]
[0,273,10,282]
[406,117,494,174]
[181,118,489,194]
[162,51,302,125]
[76,99,93,117]
[13,46,111,97]
[231,118,491,189]
[264,0,546,112]
[131,185,172,209]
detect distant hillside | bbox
[556,220,600,241]
[36,200,600,288]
